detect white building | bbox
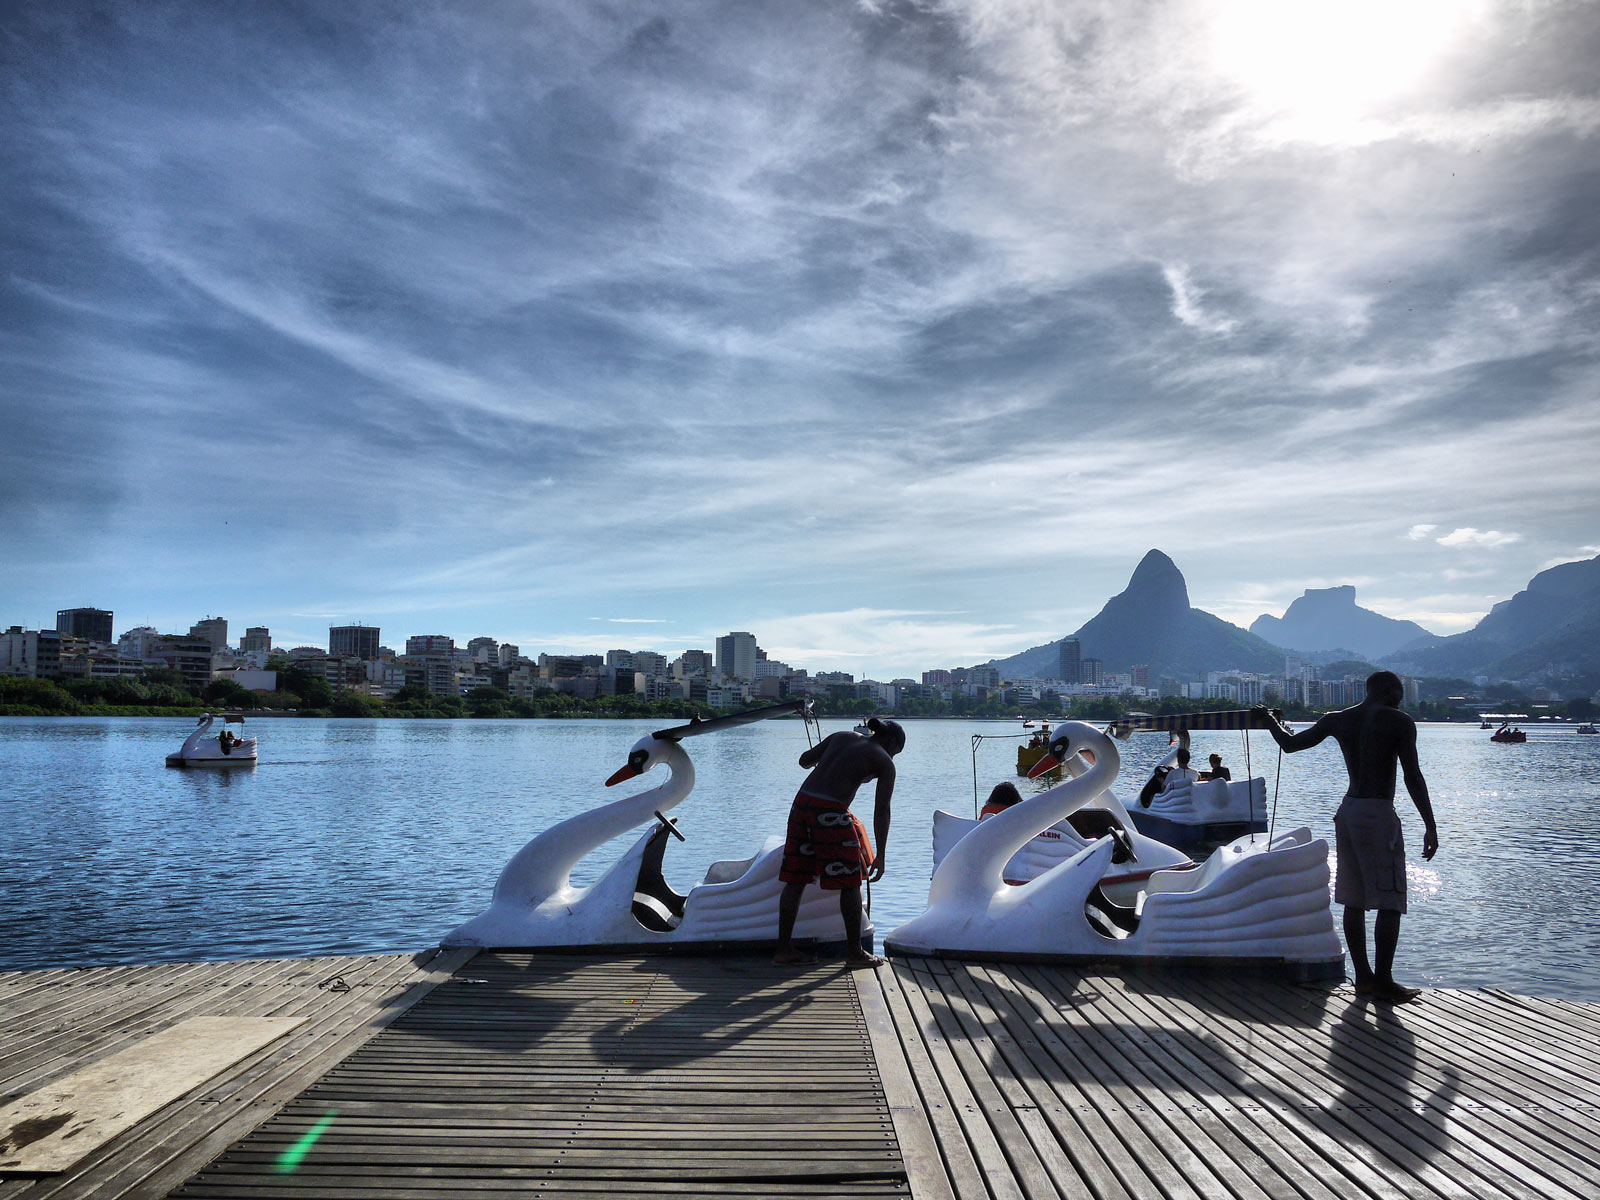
[714,632,760,681]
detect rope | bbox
[1243,727,1254,843]
[1269,743,1283,845]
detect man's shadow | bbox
[1325,997,1461,1168]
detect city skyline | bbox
[4,3,1598,680]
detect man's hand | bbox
[867,854,886,884]
[1250,704,1276,726]
[1422,825,1439,861]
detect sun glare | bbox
[1209,0,1480,135]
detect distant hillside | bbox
[989,550,1286,681]
[1251,585,1437,660]
[1384,554,1600,684]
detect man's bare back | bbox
[798,730,895,804]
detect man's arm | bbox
[1396,718,1439,860]
[868,758,894,883]
[1255,706,1333,753]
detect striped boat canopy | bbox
[1112,708,1280,733]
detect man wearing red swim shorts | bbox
[774,717,904,968]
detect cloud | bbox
[3,2,1599,674]
[1435,528,1522,548]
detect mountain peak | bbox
[1124,549,1189,607]
[1251,585,1434,659]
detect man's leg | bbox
[1371,909,1420,1003]
[1343,905,1373,991]
[773,881,814,964]
[838,885,883,968]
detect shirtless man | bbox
[1254,670,1439,1003]
[774,717,903,967]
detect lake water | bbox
[2,716,1598,1000]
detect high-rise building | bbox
[1130,664,1150,688]
[329,624,381,659]
[1057,637,1081,685]
[240,627,272,654]
[190,616,228,652]
[57,608,113,644]
[672,650,714,679]
[1080,657,1103,686]
[467,636,499,663]
[715,632,760,681]
[403,635,457,696]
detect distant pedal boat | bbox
[166,713,257,767]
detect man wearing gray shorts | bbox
[1255,671,1439,1003]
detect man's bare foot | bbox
[1353,978,1375,996]
[845,954,885,969]
[1371,980,1422,1004]
[773,948,818,965]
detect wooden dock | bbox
[4,950,1598,1199]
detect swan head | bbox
[604,734,678,787]
[1026,722,1115,780]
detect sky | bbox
[4,0,1598,678]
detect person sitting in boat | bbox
[1199,752,1231,781]
[1161,747,1199,791]
[980,781,1023,818]
[218,729,235,754]
[774,716,904,969]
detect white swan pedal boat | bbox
[445,701,870,954]
[931,777,1195,902]
[1129,726,1268,848]
[166,713,257,767]
[885,721,1344,979]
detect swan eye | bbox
[630,748,649,770]
[1049,735,1071,758]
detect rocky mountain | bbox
[988,550,1286,682]
[1250,585,1438,660]
[1384,554,1600,684]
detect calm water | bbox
[2,716,1598,999]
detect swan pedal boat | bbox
[166,713,257,767]
[1129,728,1268,848]
[885,720,1344,980]
[445,700,871,955]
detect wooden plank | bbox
[1030,967,1428,1200]
[174,953,909,1199]
[1200,975,1600,1198]
[854,968,957,1200]
[0,1018,303,1174]
[968,962,1288,1200]
[21,949,471,1200]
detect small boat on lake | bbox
[1016,721,1062,779]
[1490,723,1527,743]
[445,701,867,954]
[1575,723,1598,735]
[165,713,256,767]
[885,718,1344,978]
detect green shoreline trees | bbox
[4,672,1585,723]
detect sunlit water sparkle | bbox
[2,717,1597,999]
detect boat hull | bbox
[445,831,871,952]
